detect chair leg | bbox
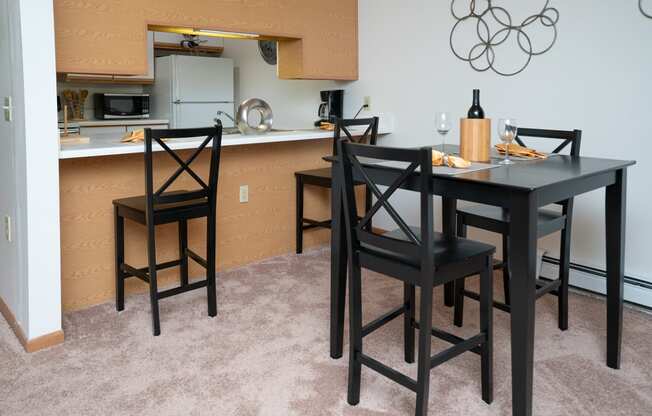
[415,280,434,416]
[558,225,571,331]
[178,219,189,287]
[206,210,217,318]
[480,256,494,404]
[347,256,363,406]
[114,208,125,312]
[453,220,467,327]
[146,222,161,336]
[404,283,415,363]
[295,176,304,254]
[502,235,511,306]
[454,278,466,327]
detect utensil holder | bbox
[460,118,491,162]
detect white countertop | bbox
[59,127,391,159]
[69,119,170,127]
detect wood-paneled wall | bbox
[59,139,342,311]
[53,0,358,80]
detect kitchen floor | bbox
[1,247,651,416]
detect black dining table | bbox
[327,148,635,416]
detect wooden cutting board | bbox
[59,134,90,145]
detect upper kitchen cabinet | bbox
[53,0,358,81]
[62,32,155,84]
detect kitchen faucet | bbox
[215,110,236,125]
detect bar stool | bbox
[113,124,223,336]
[294,117,379,254]
[338,140,495,416]
[454,128,582,331]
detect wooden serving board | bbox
[60,134,90,145]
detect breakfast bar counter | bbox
[59,128,365,159]
[59,127,389,311]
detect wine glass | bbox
[435,112,452,154]
[497,118,518,165]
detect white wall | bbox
[220,39,340,128]
[0,0,61,339]
[347,1,652,303]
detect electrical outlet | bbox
[239,185,249,203]
[4,215,11,242]
[363,96,371,110]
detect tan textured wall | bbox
[53,0,358,80]
[59,139,339,311]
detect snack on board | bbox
[495,143,547,159]
[432,150,472,168]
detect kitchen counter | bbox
[60,127,390,159]
[58,125,390,311]
[73,119,170,127]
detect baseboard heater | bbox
[541,255,652,311]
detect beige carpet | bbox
[1,247,651,416]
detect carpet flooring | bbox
[1,247,651,416]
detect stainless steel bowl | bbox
[236,98,273,135]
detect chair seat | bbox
[295,167,366,188]
[457,204,566,237]
[376,227,495,268]
[113,191,209,225]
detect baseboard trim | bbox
[541,256,652,310]
[0,296,64,353]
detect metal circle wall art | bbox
[449,0,560,76]
[640,0,652,19]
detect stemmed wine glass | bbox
[435,112,452,155]
[497,118,518,165]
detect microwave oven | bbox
[94,93,150,119]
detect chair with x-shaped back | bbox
[113,123,223,336]
[294,117,379,254]
[338,140,495,415]
[454,128,582,331]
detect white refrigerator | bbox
[150,55,235,128]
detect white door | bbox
[0,0,19,312]
[173,102,235,129]
[173,55,234,103]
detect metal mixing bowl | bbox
[236,98,273,135]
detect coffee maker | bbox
[315,89,344,126]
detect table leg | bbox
[606,169,626,369]
[330,163,348,359]
[442,197,457,307]
[508,191,538,416]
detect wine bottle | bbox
[467,89,485,119]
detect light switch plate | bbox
[239,185,249,203]
[4,216,11,242]
[3,96,13,122]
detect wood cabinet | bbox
[61,32,155,85]
[53,0,358,81]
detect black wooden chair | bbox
[338,140,495,415]
[294,117,379,254]
[113,124,223,336]
[454,128,582,331]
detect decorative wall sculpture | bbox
[641,0,652,19]
[449,0,559,76]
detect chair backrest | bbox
[144,123,223,212]
[337,140,435,272]
[516,127,582,210]
[515,128,582,156]
[332,117,379,155]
